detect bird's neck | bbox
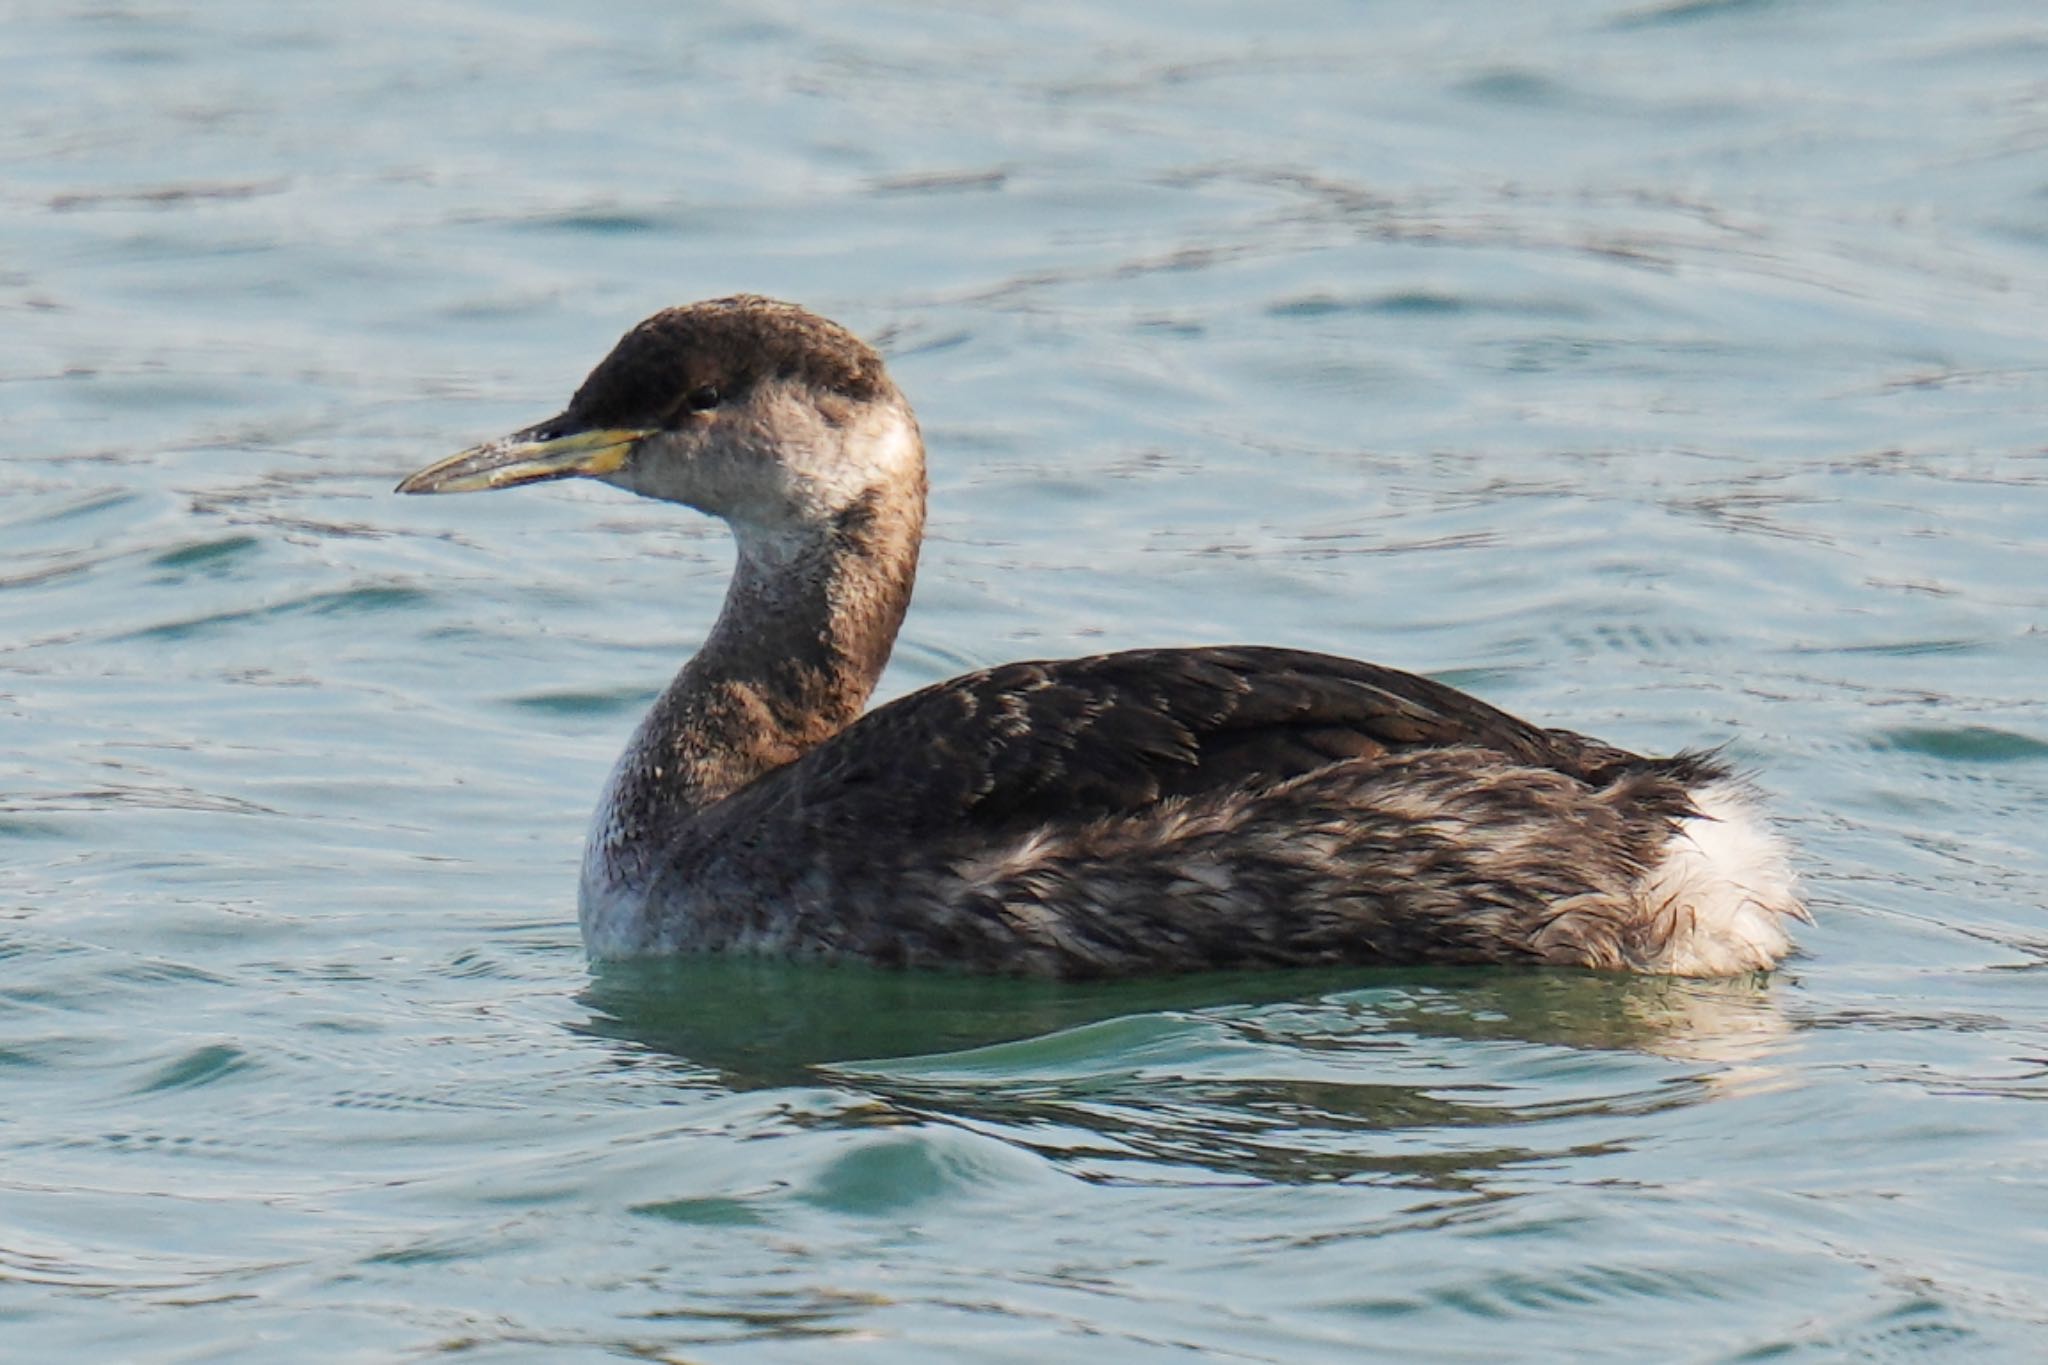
[593,465,925,864]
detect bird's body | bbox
[400,296,1805,978]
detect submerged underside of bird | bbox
[398,295,1806,979]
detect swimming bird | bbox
[398,295,1805,977]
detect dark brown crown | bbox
[563,296,892,428]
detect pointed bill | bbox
[396,426,653,495]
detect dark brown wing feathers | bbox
[759,646,1687,837]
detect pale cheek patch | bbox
[798,402,921,513]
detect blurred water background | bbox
[4,0,2047,1358]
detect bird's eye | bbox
[685,384,721,412]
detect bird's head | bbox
[398,296,923,538]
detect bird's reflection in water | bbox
[579,959,1796,1187]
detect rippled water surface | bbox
[5,1,2048,1358]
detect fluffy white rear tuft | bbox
[1636,780,1805,976]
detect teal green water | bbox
[5,2,2048,1358]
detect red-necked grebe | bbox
[398,295,1805,977]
